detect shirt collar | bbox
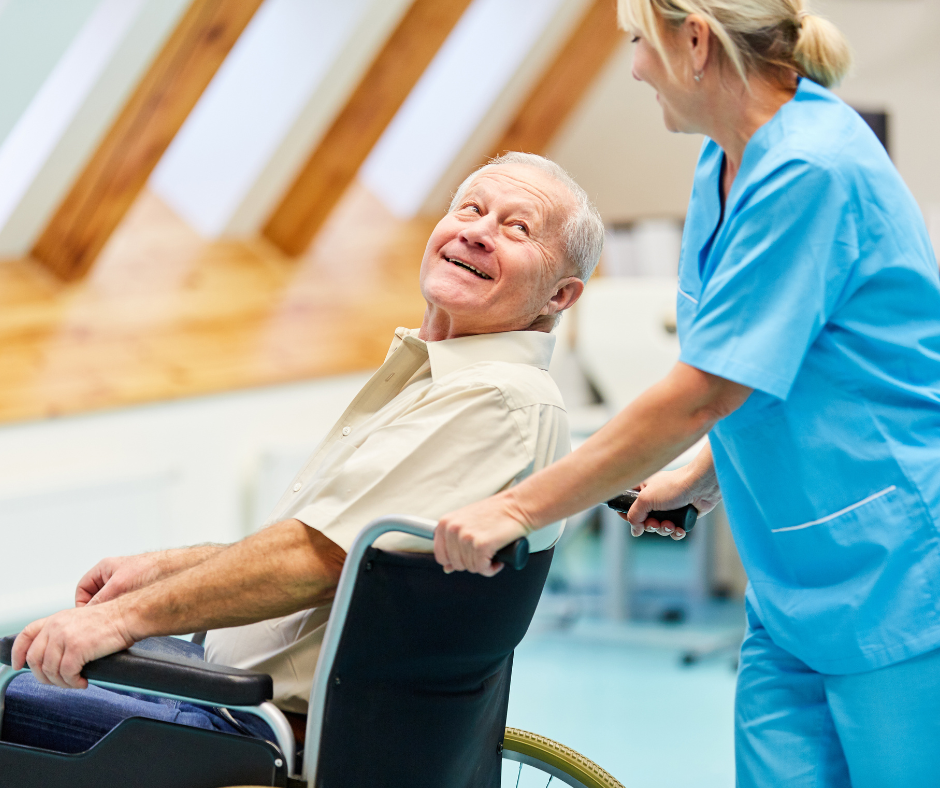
[388,327,556,383]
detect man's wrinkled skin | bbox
[12,162,587,689]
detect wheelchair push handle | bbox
[606,489,698,532]
[493,538,529,570]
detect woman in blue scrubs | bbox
[433,1,940,785]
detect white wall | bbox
[0,0,100,147]
[361,0,575,219]
[0,0,191,257]
[150,0,413,238]
[548,0,940,229]
[0,373,368,632]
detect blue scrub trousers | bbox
[736,600,940,787]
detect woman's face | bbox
[630,26,702,134]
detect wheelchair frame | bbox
[0,515,625,788]
[0,516,472,786]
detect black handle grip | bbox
[494,538,529,570]
[606,489,698,532]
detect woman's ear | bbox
[684,14,712,75]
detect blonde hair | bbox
[618,0,852,88]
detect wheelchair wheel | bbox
[501,727,624,788]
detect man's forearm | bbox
[116,519,345,640]
[507,363,747,530]
[152,544,228,579]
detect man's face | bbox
[419,164,577,336]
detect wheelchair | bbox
[0,515,623,788]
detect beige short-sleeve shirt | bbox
[205,328,569,712]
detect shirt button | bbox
[342,426,351,436]
[292,483,302,492]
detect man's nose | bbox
[458,217,496,252]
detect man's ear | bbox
[540,276,585,317]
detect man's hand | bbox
[11,603,136,689]
[623,449,722,540]
[76,554,162,607]
[434,493,532,576]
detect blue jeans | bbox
[2,637,274,754]
[736,599,940,788]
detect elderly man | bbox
[7,152,604,750]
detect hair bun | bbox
[794,11,852,87]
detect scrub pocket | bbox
[714,400,939,590]
[766,483,931,588]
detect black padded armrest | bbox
[0,635,272,707]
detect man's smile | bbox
[446,256,492,280]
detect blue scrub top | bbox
[677,78,940,674]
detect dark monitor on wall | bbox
[853,109,890,157]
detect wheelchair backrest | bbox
[311,543,553,788]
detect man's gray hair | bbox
[448,152,605,282]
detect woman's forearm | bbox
[685,442,719,495]
[508,362,747,531]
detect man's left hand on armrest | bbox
[13,519,345,689]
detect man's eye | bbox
[463,204,480,213]
[513,223,528,234]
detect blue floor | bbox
[507,615,742,787]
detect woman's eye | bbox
[630,35,640,43]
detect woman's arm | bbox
[433,362,750,575]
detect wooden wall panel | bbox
[491,0,624,157]
[262,0,473,257]
[0,182,431,425]
[31,0,265,281]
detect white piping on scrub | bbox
[678,287,699,305]
[771,485,897,533]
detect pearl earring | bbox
[693,72,703,82]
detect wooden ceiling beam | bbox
[491,0,625,157]
[262,0,473,257]
[31,0,264,281]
